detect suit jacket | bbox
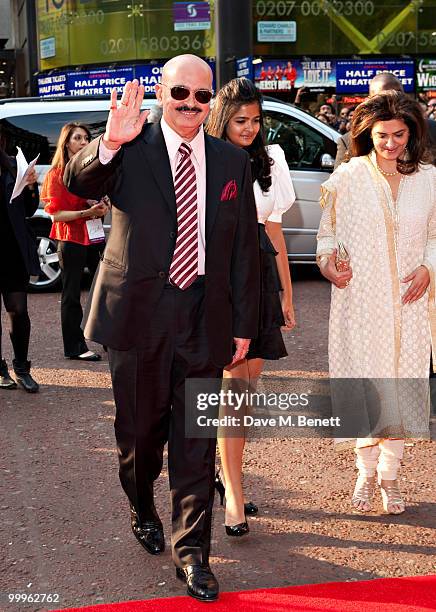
[334,119,436,169]
[63,123,260,367]
[0,152,40,276]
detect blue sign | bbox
[257,21,297,43]
[135,65,163,95]
[37,73,67,97]
[236,57,254,81]
[67,67,133,96]
[336,60,415,93]
[40,37,56,60]
[37,60,216,98]
[173,2,211,31]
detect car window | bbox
[0,111,108,165]
[263,110,327,170]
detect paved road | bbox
[1,268,434,611]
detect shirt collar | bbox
[160,116,205,167]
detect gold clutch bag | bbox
[336,240,350,272]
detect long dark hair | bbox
[206,77,273,192]
[51,122,91,170]
[351,90,430,174]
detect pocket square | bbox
[220,180,238,201]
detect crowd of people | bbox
[314,101,355,134]
[303,88,436,139]
[1,55,435,603]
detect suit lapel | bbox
[142,123,176,219]
[141,127,225,232]
[205,135,225,241]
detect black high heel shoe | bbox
[214,471,226,505]
[225,520,249,537]
[214,471,259,516]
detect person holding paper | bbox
[0,142,40,393]
[41,122,109,361]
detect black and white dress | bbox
[246,144,296,360]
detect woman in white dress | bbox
[206,78,296,535]
[317,91,435,515]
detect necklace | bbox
[376,163,398,177]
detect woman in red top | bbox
[41,122,108,360]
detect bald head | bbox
[369,73,404,97]
[162,54,213,85]
[156,54,213,140]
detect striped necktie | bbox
[168,142,198,289]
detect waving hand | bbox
[103,80,149,149]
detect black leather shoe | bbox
[12,360,39,393]
[0,359,17,390]
[176,564,219,602]
[225,520,249,537]
[130,507,164,555]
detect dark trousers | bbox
[0,291,30,362]
[108,279,222,568]
[57,241,104,357]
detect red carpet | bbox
[60,574,436,611]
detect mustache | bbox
[176,105,202,113]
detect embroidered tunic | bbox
[317,152,436,443]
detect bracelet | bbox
[317,254,330,268]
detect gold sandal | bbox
[379,479,405,514]
[351,475,376,512]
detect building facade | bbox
[6,1,436,103]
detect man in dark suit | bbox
[335,73,436,168]
[64,54,260,602]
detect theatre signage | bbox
[336,59,415,93]
[416,59,436,92]
[37,61,216,98]
[255,59,336,91]
[67,67,134,96]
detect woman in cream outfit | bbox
[317,91,435,514]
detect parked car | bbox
[0,95,338,291]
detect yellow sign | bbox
[37,0,215,71]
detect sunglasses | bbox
[161,83,213,104]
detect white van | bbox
[0,96,338,290]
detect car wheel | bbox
[29,235,61,292]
